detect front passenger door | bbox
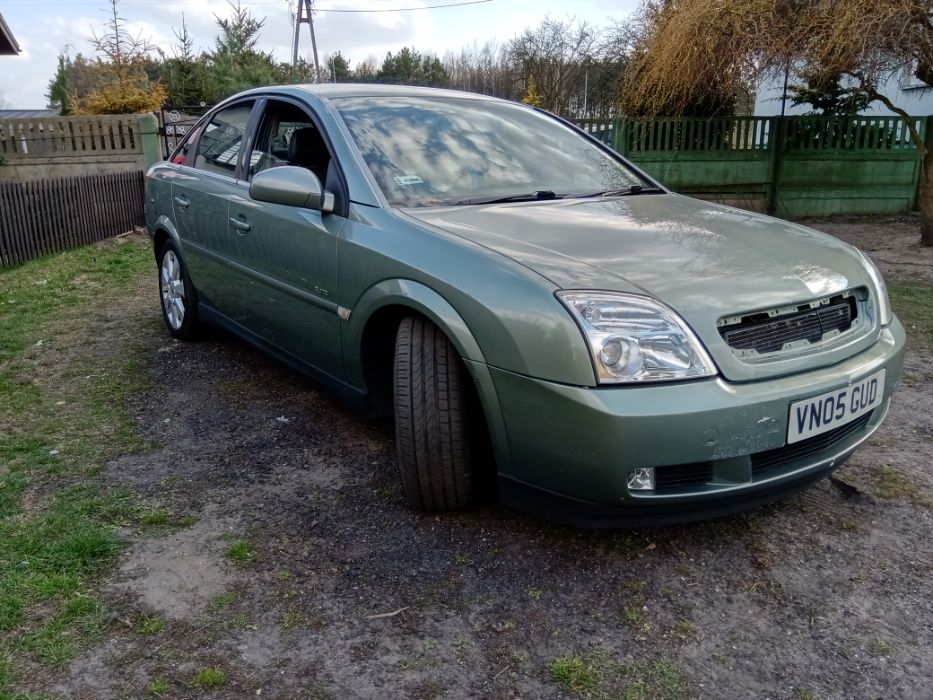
[225,99,347,380]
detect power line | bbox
[320,0,493,12]
[2,0,494,8]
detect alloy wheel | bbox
[160,250,186,330]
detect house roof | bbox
[0,14,20,55]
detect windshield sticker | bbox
[394,175,424,186]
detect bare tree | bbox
[440,19,626,118]
[507,17,600,115]
[443,42,520,100]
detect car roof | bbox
[240,82,503,103]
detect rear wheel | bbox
[393,316,475,511]
[157,240,200,340]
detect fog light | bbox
[627,468,655,492]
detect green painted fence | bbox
[573,115,929,217]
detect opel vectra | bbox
[145,84,904,526]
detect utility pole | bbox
[291,0,321,83]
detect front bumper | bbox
[485,318,906,527]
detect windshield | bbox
[333,96,645,207]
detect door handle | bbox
[173,195,190,209]
[229,216,251,233]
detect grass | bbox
[208,591,237,612]
[618,579,653,640]
[868,464,931,507]
[617,660,686,700]
[0,238,155,694]
[147,676,171,697]
[889,281,933,348]
[282,608,305,630]
[139,614,165,635]
[135,504,198,535]
[667,621,697,643]
[192,667,226,689]
[548,651,687,699]
[549,656,597,695]
[139,506,172,527]
[224,539,256,564]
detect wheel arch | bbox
[151,215,182,260]
[348,279,486,411]
[348,279,511,477]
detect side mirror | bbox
[249,165,335,214]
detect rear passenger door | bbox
[225,97,349,380]
[171,100,257,317]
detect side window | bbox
[194,101,254,177]
[169,123,202,165]
[249,101,331,185]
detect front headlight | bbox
[557,291,717,384]
[857,250,892,327]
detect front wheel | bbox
[393,316,475,511]
[157,241,200,340]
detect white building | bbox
[755,72,933,117]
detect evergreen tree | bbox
[522,75,543,106]
[71,0,166,114]
[378,47,449,87]
[325,51,352,82]
[204,1,278,102]
[789,69,871,115]
[164,15,208,107]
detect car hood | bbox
[403,194,877,381]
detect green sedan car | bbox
[145,84,904,527]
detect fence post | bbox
[613,118,627,156]
[918,115,933,246]
[138,113,161,169]
[766,116,785,216]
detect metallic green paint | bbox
[336,205,594,388]
[144,84,907,525]
[225,191,345,378]
[489,320,903,503]
[169,168,246,317]
[404,193,885,383]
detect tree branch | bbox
[844,71,927,157]
[868,90,926,157]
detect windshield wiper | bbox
[455,190,561,206]
[573,185,664,198]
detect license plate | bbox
[787,369,885,444]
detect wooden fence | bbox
[0,171,145,267]
[0,114,140,155]
[0,113,161,181]
[574,114,929,216]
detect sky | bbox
[0,0,638,109]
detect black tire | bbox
[157,240,201,340]
[394,316,475,511]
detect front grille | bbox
[655,462,714,493]
[751,411,873,474]
[719,293,857,355]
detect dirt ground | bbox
[32,218,933,699]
